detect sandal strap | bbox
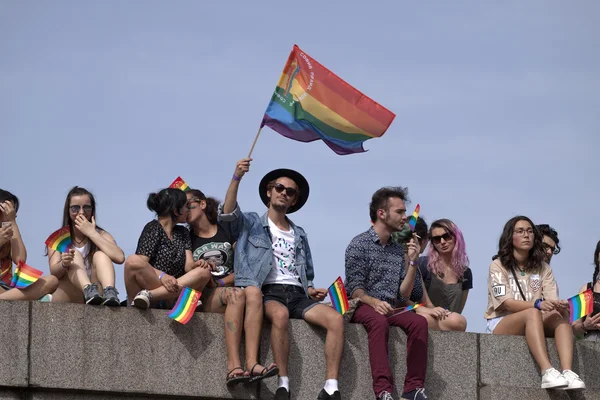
[227,366,244,379]
[249,362,266,376]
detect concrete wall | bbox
[0,301,598,399]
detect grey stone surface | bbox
[259,319,478,400]
[27,389,224,399]
[29,302,258,399]
[0,301,30,388]
[481,334,600,390]
[480,385,600,400]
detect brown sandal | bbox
[248,363,279,383]
[226,367,250,386]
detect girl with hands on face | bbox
[47,187,125,306]
[124,188,211,310]
[0,189,58,302]
[572,240,600,340]
[484,216,585,391]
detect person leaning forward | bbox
[218,158,344,400]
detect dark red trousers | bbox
[352,304,428,397]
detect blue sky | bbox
[2,1,599,333]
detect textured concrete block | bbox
[259,319,478,400]
[574,340,600,390]
[480,385,600,400]
[0,301,30,388]
[29,303,258,399]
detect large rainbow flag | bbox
[568,289,593,323]
[10,261,43,289]
[328,276,350,315]
[168,287,201,324]
[45,226,71,253]
[261,45,396,155]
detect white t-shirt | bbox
[263,218,302,287]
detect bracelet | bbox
[61,261,68,269]
[218,279,225,287]
[534,298,543,310]
[232,174,241,182]
[159,272,165,280]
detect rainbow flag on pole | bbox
[262,45,396,155]
[328,276,350,315]
[10,261,43,289]
[45,226,71,253]
[168,287,201,324]
[568,289,593,323]
[169,176,190,192]
[408,204,420,232]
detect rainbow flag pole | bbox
[568,289,593,323]
[328,276,349,315]
[168,287,202,324]
[387,303,425,319]
[252,44,396,157]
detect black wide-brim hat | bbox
[258,169,309,214]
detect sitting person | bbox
[485,216,585,390]
[418,218,472,314]
[0,189,58,301]
[186,189,276,385]
[536,224,561,265]
[571,240,600,340]
[47,187,124,305]
[125,188,211,309]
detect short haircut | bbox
[369,186,409,223]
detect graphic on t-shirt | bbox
[530,274,541,292]
[273,236,297,276]
[192,241,233,277]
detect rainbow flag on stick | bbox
[168,287,201,324]
[45,226,71,252]
[10,261,43,289]
[169,176,190,192]
[261,45,396,155]
[328,276,349,315]
[408,204,420,232]
[388,303,425,319]
[568,289,593,323]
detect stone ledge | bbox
[0,301,30,388]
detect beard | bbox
[270,201,288,213]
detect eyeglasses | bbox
[273,183,297,197]
[187,198,202,209]
[513,229,534,237]
[69,205,93,214]
[542,243,560,255]
[431,233,452,244]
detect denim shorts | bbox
[263,284,319,319]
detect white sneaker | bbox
[132,289,152,309]
[541,368,568,389]
[561,370,585,390]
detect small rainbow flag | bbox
[169,176,190,192]
[568,289,593,323]
[45,226,71,252]
[10,261,43,289]
[168,287,201,324]
[408,204,420,232]
[328,276,349,315]
[388,303,425,319]
[262,45,396,155]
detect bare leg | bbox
[303,304,344,380]
[265,301,290,376]
[0,276,58,301]
[67,250,93,291]
[494,308,552,371]
[420,311,467,331]
[92,251,115,290]
[124,255,160,303]
[244,286,270,372]
[543,310,573,371]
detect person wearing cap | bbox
[219,158,344,400]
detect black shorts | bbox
[262,284,318,319]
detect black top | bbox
[190,224,236,278]
[135,220,191,278]
[586,282,600,317]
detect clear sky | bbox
[2,1,599,333]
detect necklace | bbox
[517,267,525,276]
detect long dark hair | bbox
[0,189,19,213]
[498,216,545,274]
[187,189,219,225]
[48,186,104,268]
[593,240,600,284]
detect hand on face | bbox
[74,215,96,237]
[0,201,17,222]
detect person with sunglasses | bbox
[536,224,561,264]
[186,189,276,386]
[219,158,344,400]
[571,240,600,340]
[47,187,124,305]
[418,219,472,316]
[124,188,212,309]
[0,189,58,301]
[485,216,585,390]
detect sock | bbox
[323,379,339,395]
[402,389,417,399]
[278,376,289,391]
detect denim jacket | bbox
[218,203,314,296]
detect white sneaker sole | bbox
[132,296,150,309]
[541,382,568,389]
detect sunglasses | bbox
[542,243,560,255]
[431,233,452,244]
[186,198,203,209]
[273,183,297,197]
[69,205,93,214]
